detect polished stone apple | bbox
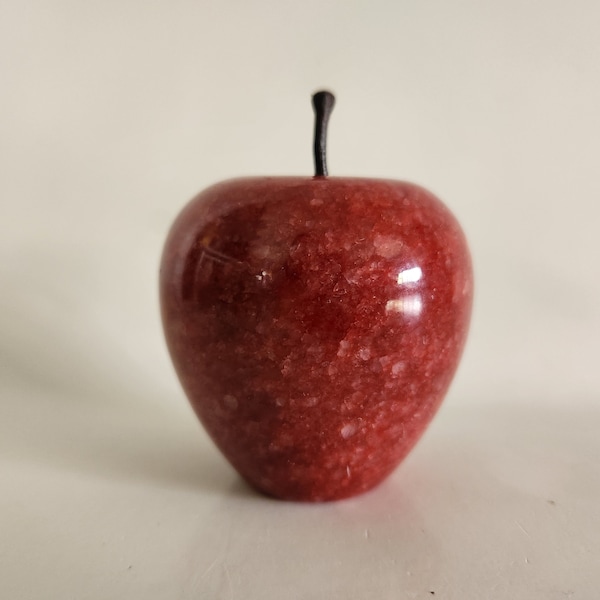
[160,94,473,501]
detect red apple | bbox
[160,92,473,501]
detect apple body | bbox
[160,177,472,501]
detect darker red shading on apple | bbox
[160,177,472,501]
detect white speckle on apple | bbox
[337,339,350,357]
[391,361,406,377]
[357,347,371,361]
[255,269,271,283]
[373,234,404,258]
[341,422,358,439]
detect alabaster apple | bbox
[160,92,473,501]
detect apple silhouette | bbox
[160,91,473,501]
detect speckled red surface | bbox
[160,177,473,501]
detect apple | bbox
[160,91,473,501]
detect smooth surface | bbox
[2,0,600,597]
[161,178,472,500]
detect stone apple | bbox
[160,92,473,501]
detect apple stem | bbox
[312,90,335,177]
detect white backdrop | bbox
[2,1,599,598]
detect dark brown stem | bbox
[312,90,335,177]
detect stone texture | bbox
[160,177,473,501]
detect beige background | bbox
[2,1,599,598]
